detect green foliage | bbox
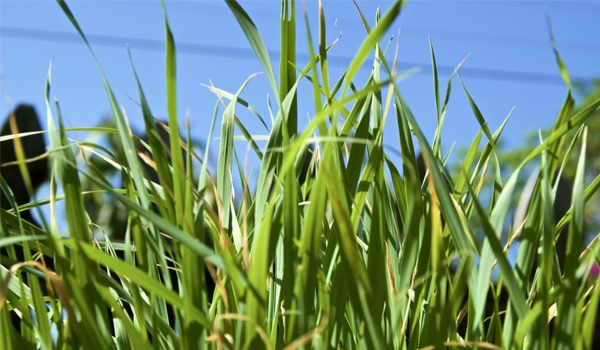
[1,0,600,349]
[500,78,600,233]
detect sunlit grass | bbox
[1,0,600,349]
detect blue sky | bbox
[1,0,599,175]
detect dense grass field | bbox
[2,0,600,349]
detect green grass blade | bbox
[160,0,186,231]
[555,127,587,348]
[342,0,406,97]
[226,1,279,102]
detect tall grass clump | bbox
[2,0,600,348]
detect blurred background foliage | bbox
[498,78,600,233]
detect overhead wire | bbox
[0,26,597,87]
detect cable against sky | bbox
[1,26,596,87]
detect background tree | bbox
[500,78,600,233]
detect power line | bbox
[399,25,600,55]
[1,26,595,87]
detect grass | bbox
[2,0,600,349]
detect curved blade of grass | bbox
[518,102,600,169]
[217,74,259,231]
[75,241,212,329]
[127,47,175,225]
[97,286,150,348]
[463,167,529,321]
[202,85,269,132]
[226,1,279,103]
[472,163,525,332]
[56,0,164,278]
[342,0,406,97]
